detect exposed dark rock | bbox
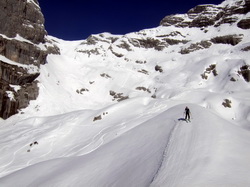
[237,18,250,29]
[222,99,232,108]
[93,115,102,122]
[109,90,129,102]
[160,15,185,27]
[138,69,149,75]
[180,40,212,54]
[109,47,124,57]
[136,87,151,93]
[117,41,132,51]
[0,0,46,44]
[211,34,243,46]
[188,5,222,27]
[201,64,218,80]
[44,38,61,55]
[230,77,237,82]
[86,35,98,45]
[0,0,48,119]
[157,31,186,38]
[77,48,100,57]
[129,38,166,50]
[160,0,250,29]
[100,73,112,79]
[0,61,39,85]
[135,60,146,64]
[238,65,250,82]
[163,38,189,45]
[241,45,250,51]
[76,88,89,94]
[0,60,40,119]
[84,34,119,46]
[0,36,47,66]
[155,65,163,73]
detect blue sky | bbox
[38,0,223,40]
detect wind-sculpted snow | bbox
[151,104,250,187]
[1,104,250,186]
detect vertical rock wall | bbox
[0,0,47,119]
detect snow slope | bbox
[1,104,250,187]
[1,0,250,186]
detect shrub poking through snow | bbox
[136,87,151,93]
[93,115,102,122]
[109,90,129,102]
[238,65,250,82]
[201,64,218,79]
[241,46,250,52]
[222,99,232,108]
[76,88,89,94]
[135,60,147,64]
[155,65,163,73]
[138,69,149,75]
[100,73,112,79]
[230,77,237,82]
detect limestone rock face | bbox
[160,0,250,29]
[0,0,46,44]
[0,0,47,119]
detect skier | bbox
[184,106,191,122]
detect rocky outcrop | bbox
[160,0,250,29]
[237,18,250,29]
[0,0,46,44]
[0,36,47,66]
[0,0,48,119]
[211,34,243,46]
[180,40,212,54]
[128,38,166,51]
[238,65,250,82]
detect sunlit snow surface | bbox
[1,9,250,187]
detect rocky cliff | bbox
[160,0,250,28]
[65,0,249,113]
[0,0,47,119]
[1,0,250,119]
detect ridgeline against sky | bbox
[38,0,223,40]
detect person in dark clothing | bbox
[184,106,191,121]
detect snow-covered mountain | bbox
[0,0,250,186]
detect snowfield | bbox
[1,104,250,186]
[1,0,250,186]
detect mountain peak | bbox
[160,0,250,28]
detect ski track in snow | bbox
[64,111,156,157]
[150,119,178,184]
[63,123,126,156]
[0,119,76,176]
[0,107,157,178]
[26,121,73,166]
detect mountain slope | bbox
[0,0,250,186]
[1,104,250,187]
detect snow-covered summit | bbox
[0,0,250,186]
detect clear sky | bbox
[38,0,223,40]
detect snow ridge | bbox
[150,118,178,185]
